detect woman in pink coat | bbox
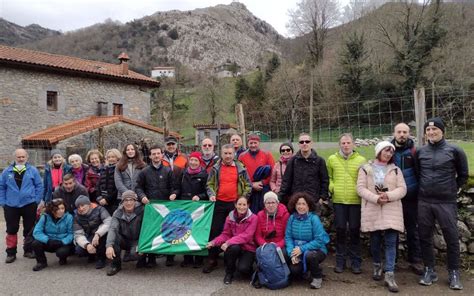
[269,143,294,193]
[357,141,406,293]
[255,191,289,248]
[207,196,258,285]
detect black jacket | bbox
[52,183,88,214]
[96,164,118,214]
[135,163,175,201]
[279,149,329,204]
[106,204,144,247]
[392,138,418,201]
[416,139,469,203]
[173,169,208,200]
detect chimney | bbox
[118,52,130,75]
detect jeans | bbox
[418,201,460,270]
[370,229,398,272]
[223,245,255,275]
[333,203,361,267]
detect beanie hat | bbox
[248,134,261,142]
[50,149,63,158]
[424,117,445,134]
[375,141,395,158]
[189,151,203,163]
[122,190,138,201]
[75,195,91,207]
[279,142,294,153]
[263,191,279,204]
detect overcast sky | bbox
[0,0,351,37]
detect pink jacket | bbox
[270,161,287,193]
[356,162,406,233]
[255,203,289,248]
[212,209,258,252]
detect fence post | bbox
[235,103,246,148]
[414,87,427,147]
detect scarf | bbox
[72,166,84,183]
[187,166,201,175]
[233,209,246,223]
[279,155,291,164]
[295,212,308,221]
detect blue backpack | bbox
[253,243,290,290]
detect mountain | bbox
[7,2,282,75]
[0,18,61,46]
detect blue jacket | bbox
[285,212,329,257]
[392,139,418,201]
[0,163,43,207]
[43,163,72,202]
[33,212,74,245]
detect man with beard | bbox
[391,123,423,275]
[200,138,219,173]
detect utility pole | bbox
[309,68,314,137]
[235,103,246,148]
[414,87,427,147]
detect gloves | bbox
[47,239,63,249]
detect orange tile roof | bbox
[22,116,181,145]
[0,45,159,87]
[193,123,237,129]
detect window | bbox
[113,103,123,115]
[46,91,58,111]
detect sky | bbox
[0,0,351,37]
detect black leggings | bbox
[223,244,255,276]
[32,239,74,264]
[288,250,326,279]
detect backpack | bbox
[253,243,290,290]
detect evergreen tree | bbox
[265,53,281,82]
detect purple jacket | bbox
[212,209,258,252]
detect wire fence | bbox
[245,89,474,142]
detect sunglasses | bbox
[280,148,292,153]
[202,144,213,147]
[166,142,176,146]
[299,140,311,144]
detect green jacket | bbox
[206,160,251,199]
[327,151,366,205]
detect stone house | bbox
[0,45,174,167]
[193,123,238,148]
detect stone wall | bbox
[0,67,153,167]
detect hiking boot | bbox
[32,262,48,271]
[223,273,233,285]
[193,257,203,269]
[180,257,193,268]
[448,270,463,290]
[23,251,36,259]
[136,256,147,268]
[59,258,67,265]
[351,262,362,274]
[122,250,134,262]
[165,256,175,267]
[95,259,106,269]
[372,263,383,281]
[5,254,16,264]
[384,272,399,293]
[202,260,217,273]
[310,278,322,289]
[419,267,438,286]
[107,265,121,276]
[334,263,344,273]
[252,277,262,289]
[146,257,157,268]
[409,262,424,275]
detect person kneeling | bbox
[105,190,146,276]
[31,198,74,271]
[285,192,330,289]
[206,196,257,285]
[74,195,111,269]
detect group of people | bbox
[0,117,468,292]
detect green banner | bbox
[138,200,215,256]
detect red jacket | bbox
[212,209,258,252]
[238,150,275,185]
[255,203,289,248]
